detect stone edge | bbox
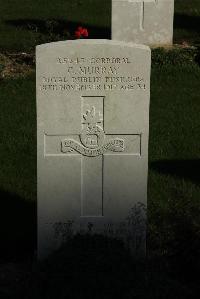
[36,39,151,52]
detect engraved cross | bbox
[60,96,140,217]
[126,0,158,31]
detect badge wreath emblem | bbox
[61,106,125,157]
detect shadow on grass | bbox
[0,193,199,298]
[26,233,200,299]
[150,159,200,185]
[0,190,36,261]
[5,19,111,39]
[174,13,200,32]
[174,13,200,44]
[33,235,136,299]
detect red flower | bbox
[75,30,81,38]
[75,26,89,39]
[78,26,83,32]
[82,28,89,37]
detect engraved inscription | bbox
[62,138,124,157]
[39,56,147,93]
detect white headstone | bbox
[112,0,174,45]
[36,40,150,259]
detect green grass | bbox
[0,75,36,201]
[174,0,200,45]
[149,65,200,258]
[175,0,200,15]
[0,0,111,52]
[150,64,200,160]
[0,0,200,52]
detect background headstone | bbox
[112,0,174,45]
[37,40,151,259]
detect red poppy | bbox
[82,28,89,37]
[75,26,89,39]
[75,30,81,38]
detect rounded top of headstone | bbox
[36,39,150,53]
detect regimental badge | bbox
[61,106,125,157]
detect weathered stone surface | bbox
[112,0,174,45]
[36,40,151,259]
